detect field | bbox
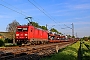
[41,41,80,60]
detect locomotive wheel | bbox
[17,42,22,45]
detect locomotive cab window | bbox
[17,28,22,31]
[23,28,28,31]
[17,28,28,31]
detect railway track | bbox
[0,41,77,60]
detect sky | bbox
[0,0,90,38]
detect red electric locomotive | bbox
[15,25,48,45]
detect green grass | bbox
[0,43,17,47]
[41,41,80,60]
[82,41,90,60]
[84,41,90,47]
[4,43,17,47]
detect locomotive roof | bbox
[17,25,32,27]
[17,25,48,32]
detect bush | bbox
[0,39,4,47]
[4,38,13,43]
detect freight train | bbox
[15,25,68,45]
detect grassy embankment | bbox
[82,41,90,60]
[41,41,80,60]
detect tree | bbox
[6,20,20,32]
[72,36,75,38]
[6,20,20,44]
[67,35,71,38]
[40,26,47,30]
[29,22,47,30]
[28,22,40,28]
[83,36,88,41]
[88,36,90,40]
[50,28,59,33]
[32,22,40,28]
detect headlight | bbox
[16,34,19,36]
[16,37,18,38]
[26,37,28,38]
[25,34,28,36]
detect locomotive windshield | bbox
[23,28,28,31]
[17,28,28,31]
[17,28,22,31]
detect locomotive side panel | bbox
[43,31,48,40]
[39,30,42,39]
[28,26,48,44]
[34,28,38,39]
[28,26,34,40]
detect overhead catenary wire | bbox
[29,0,65,29]
[1,0,69,31]
[1,0,61,27]
[32,0,57,20]
[0,0,44,25]
[0,0,30,16]
[28,0,57,24]
[64,24,72,29]
[63,23,74,37]
[0,4,27,17]
[32,0,61,26]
